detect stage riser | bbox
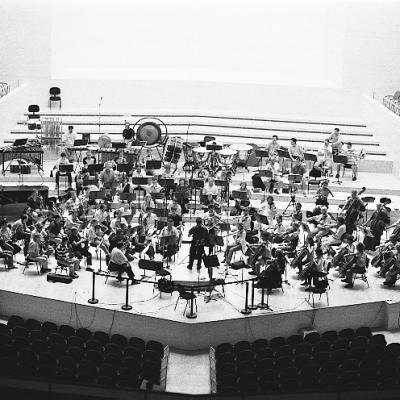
[0,289,392,351]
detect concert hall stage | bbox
[1,248,400,351]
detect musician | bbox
[55,236,80,279]
[53,152,72,189]
[99,163,118,189]
[364,203,390,250]
[122,122,135,142]
[205,144,222,174]
[288,138,304,162]
[342,190,365,234]
[87,221,110,259]
[69,226,93,269]
[110,209,128,232]
[272,215,286,242]
[292,202,303,223]
[201,193,220,212]
[335,235,356,275]
[314,139,333,176]
[233,181,252,215]
[202,177,219,197]
[223,223,247,265]
[187,217,208,270]
[315,180,334,207]
[336,142,360,181]
[12,214,31,255]
[27,189,42,211]
[64,210,82,234]
[175,178,190,214]
[82,150,97,169]
[322,216,346,250]
[132,164,146,178]
[109,241,136,284]
[94,204,110,227]
[114,149,127,165]
[248,231,272,276]
[301,247,326,290]
[204,206,221,255]
[0,242,14,269]
[253,212,269,238]
[328,128,342,155]
[133,225,155,260]
[147,176,163,194]
[167,198,182,216]
[265,158,281,194]
[140,194,155,214]
[65,190,82,215]
[169,206,183,230]
[46,214,63,244]
[266,135,280,164]
[0,218,21,255]
[159,217,179,260]
[306,206,332,242]
[341,242,367,288]
[255,248,285,290]
[259,195,277,226]
[291,237,314,273]
[63,125,76,159]
[142,207,158,235]
[279,222,301,253]
[27,233,50,273]
[383,244,400,286]
[290,157,307,196]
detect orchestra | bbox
[5,125,399,304]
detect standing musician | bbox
[187,217,209,270]
[122,122,135,143]
[266,135,280,166]
[290,157,307,197]
[328,127,342,155]
[63,125,76,159]
[258,195,277,226]
[341,190,366,234]
[341,242,367,288]
[205,144,222,175]
[175,178,190,214]
[314,139,333,176]
[159,217,179,260]
[289,138,304,163]
[204,206,221,255]
[265,157,281,194]
[315,180,334,207]
[223,223,247,266]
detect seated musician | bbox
[241,207,255,242]
[204,206,221,255]
[27,189,42,211]
[306,206,333,242]
[202,193,220,212]
[278,222,300,253]
[251,171,266,192]
[223,223,247,265]
[142,207,158,235]
[46,214,64,246]
[341,190,366,235]
[341,242,367,288]
[12,214,31,255]
[110,209,129,232]
[291,202,303,223]
[65,189,83,215]
[82,150,97,169]
[301,246,326,289]
[108,241,136,284]
[203,177,219,197]
[363,203,390,251]
[167,198,182,216]
[141,193,155,214]
[64,210,82,234]
[147,176,163,194]
[383,244,400,286]
[336,142,362,181]
[114,149,127,165]
[249,231,272,276]
[265,157,281,194]
[328,127,342,155]
[272,215,286,242]
[53,152,72,189]
[94,204,110,228]
[334,235,356,274]
[30,223,53,257]
[99,163,118,189]
[28,233,50,273]
[159,217,179,260]
[87,220,110,259]
[314,139,333,176]
[322,216,347,250]
[0,218,21,255]
[289,138,304,163]
[131,164,148,191]
[258,195,277,226]
[0,241,14,269]
[205,145,222,174]
[187,217,208,270]
[69,226,93,270]
[133,225,155,260]
[291,237,314,274]
[160,162,174,178]
[290,157,307,197]
[169,206,183,230]
[55,236,80,278]
[232,181,252,215]
[255,248,286,290]
[174,178,190,214]
[315,180,334,207]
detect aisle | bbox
[166,348,211,394]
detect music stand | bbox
[87,163,104,175]
[89,189,107,200]
[304,152,317,162]
[189,179,204,214]
[119,192,136,202]
[232,190,248,201]
[214,180,226,187]
[332,155,347,185]
[206,144,223,151]
[257,214,269,225]
[159,235,175,268]
[159,178,174,187]
[288,174,302,183]
[146,160,162,170]
[112,142,126,149]
[117,163,133,173]
[73,139,88,147]
[59,164,73,174]
[132,177,149,208]
[255,149,269,168]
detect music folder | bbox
[73,139,88,147]
[146,160,162,170]
[214,180,226,187]
[117,163,133,173]
[189,179,204,189]
[112,142,126,149]
[131,177,149,185]
[87,163,104,174]
[255,149,269,158]
[88,189,107,200]
[231,190,248,200]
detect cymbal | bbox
[218,148,237,156]
[193,147,210,153]
[230,143,252,151]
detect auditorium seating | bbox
[210,327,399,394]
[0,315,167,391]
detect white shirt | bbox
[64,131,76,147]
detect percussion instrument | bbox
[164,137,184,164]
[98,135,112,149]
[218,147,237,169]
[193,147,210,167]
[230,143,252,168]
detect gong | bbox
[136,122,162,146]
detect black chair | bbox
[38,352,57,368]
[275,344,294,358]
[0,332,12,346]
[0,324,9,335]
[122,356,141,372]
[49,87,62,109]
[216,362,236,378]
[339,328,355,340]
[355,326,372,338]
[142,360,161,384]
[12,326,29,339]
[67,345,84,362]
[59,355,77,372]
[304,331,321,345]
[129,337,145,353]
[275,355,293,370]
[298,362,319,378]
[319,372,338,391]
[321,330,338,343]
[93,331,110,346]
[259,378,280,393]
[35,363,56,379]
[98,363,117,380]
[252,338,269,353]
[286,334,303,347]
[294,353,312,368]
[55,367,75,382]
[104,342,122,356]
[30,329,47,342]
[48,332,66,346]
[41,321,58,336]
[76,327,92,342]
[216,343,234,358]
[238,371,258,394]
[31,339,48,354]
[294,342,313,356]
[146,340,164,358]
[174,285,197,315]
[319,361,339,375]
[217,352,235,367]
[234,340,251,355]
[117,367,140,388]
[25,318,41,332]
[104,352,122,369]
[330,348,348,364]
[143,349,161,364]
[49,343,67,358]
[332,337,350,350]
[86,349,104,365]
[313,340,331,353]
[67,335,84,349]
[85,339,103,352]
[14,336,30,349]
[110,333,128,349]
[269,336,285,350]
[7,315,24,330]
[255,347,274,361]
[384,342,400,357]
[59,325,75,339]
[340,358,359,372]
[313,350,331,365]
[236,349,253,363]
[255,357,274,374]
[370,334,387,348]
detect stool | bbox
[352,272,369,288]
[49,87,62,109]
[307,287,329,307]
[23,259,41,274]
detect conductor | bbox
[187,217,208,270]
